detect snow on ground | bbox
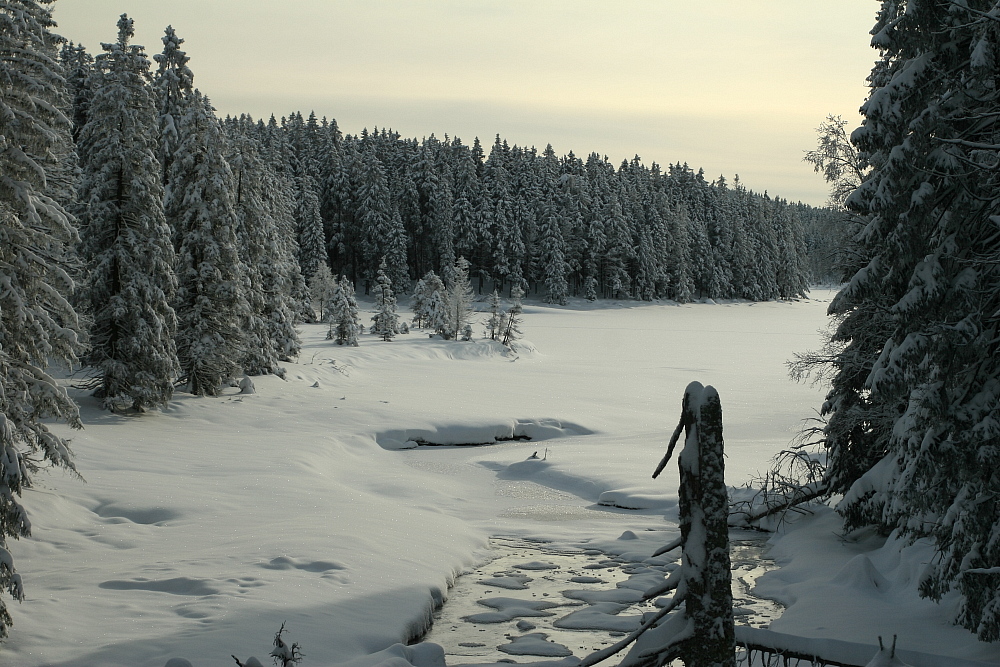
[7,289,997,666]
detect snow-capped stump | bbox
[240,376,256,394]
[497,632,573,658]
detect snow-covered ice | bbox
[7,290,998,666]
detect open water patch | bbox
[421,534,783,664]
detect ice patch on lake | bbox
[422,535,782,664]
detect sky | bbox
[51,1,878,207]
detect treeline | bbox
[64,27,837,316]
[289,121,828,304]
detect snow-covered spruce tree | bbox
[411,270,445,329]
[426,287,450,339]
[225,116,300,374]
[446,256,475,340]
[327,275,360,346]
[370,258,399,342]
[500,284,524,349]
[152,25,193,190]
[296,174,325,284]
[167,93,250,396]
[309,263,337,322]
[58,40,91,143]
[77,14,179,411]
[823,0,1000,641]
[410,275,429,328]
[355,148,409,287]
[0,0,85,637]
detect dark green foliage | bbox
[822,0,1000,641]
[0,0,84,636]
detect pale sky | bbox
[51,1,877,207]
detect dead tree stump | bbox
[675,382,735,667]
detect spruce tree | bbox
[0,0,84,636]
[328,275,360,346]
[58,40,92,143]
[426,287,450,339]
[824,0,1000,641]
[152,25,193,188]
[296,174,325,283]
[411,270,444,329]
[168,93,249,396]
[78,14,179,411]
[370,258,399,342]
[309,263,337,322]
[225,116,300,373]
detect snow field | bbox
[10,290,995,666]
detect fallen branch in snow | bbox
[729,480,829,527]
[729,447,830,529]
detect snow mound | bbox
[333,642,446,667]
[497,632,573,657]
[553,602,641,632]
[376,418,591,449]
[832,554,889,593]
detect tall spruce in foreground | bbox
[824,0,1000,641]
[0,0,84,637]
[225,116,300,372]
[167,93,249,396]
[78,14,179,411]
